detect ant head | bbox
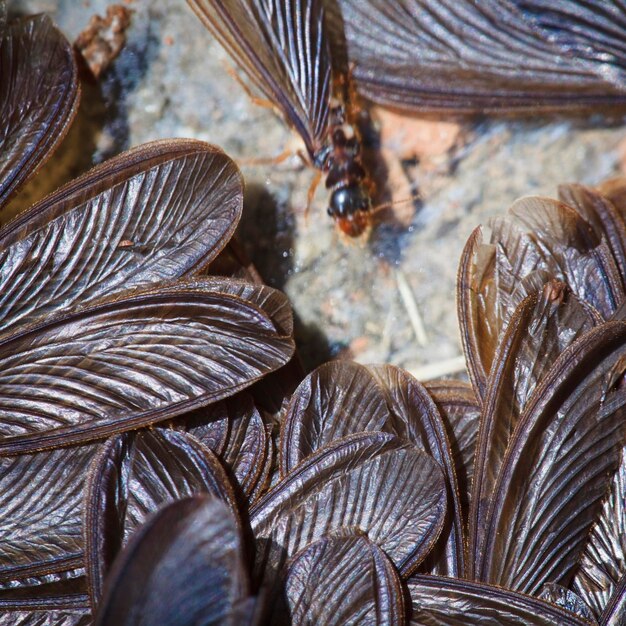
[327,183,371,237]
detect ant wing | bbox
[336,0,626,113]
[189,0,332,160]
[0,15,79,213]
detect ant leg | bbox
[239,149,294,167]
[225,64,275,110]
[241,147,312,168]
[305,170,323,225]
[296,149,311,168]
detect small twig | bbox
[395,268,428,346]
[408,356,467,381]
[380,308,394,359]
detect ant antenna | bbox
[370,192,421,216]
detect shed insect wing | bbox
[188,0,331,160]
[188,0,375,237]
[337,0,626,113]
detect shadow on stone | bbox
[237,183,296,291]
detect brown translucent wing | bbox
[0,286,294,454]
[338,0,626,113]
[179,401,231,456]
[572,446,626,620]
[457,227,498,400]
[0,140,242,338]
[280,362,463,575]
[94,496,250,626]
[366,365,464,577]
[426,379,480,532]
[251,433,447,587]
[84,429,237,610]
[458,198,622,400]
[221,394,271,501]
[183,392,271,503]
[0,15,78,211]
[597,178,626,220]
[279,361,391,475]
[0,577,89,612]
[558,183,626,289]
[477,322,626,594]
[178,277,294,337]
[539,584,597,623]
[188,0,331,159]
[0,445,99,586]
[0,611,91,626]
[601,579,626,626]
[209,276,302,414]
[273,533,405,625]
[468,285,598,573]
[407,575,591,626]
[492,198,624,319]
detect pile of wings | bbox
[2,1,626,625]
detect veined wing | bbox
[188,0,331,159]
[338,0,626,112]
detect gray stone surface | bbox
[8,0,626,376]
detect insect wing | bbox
[338,0,626,112]
[188,0,331,159]
[0,15,79,211]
